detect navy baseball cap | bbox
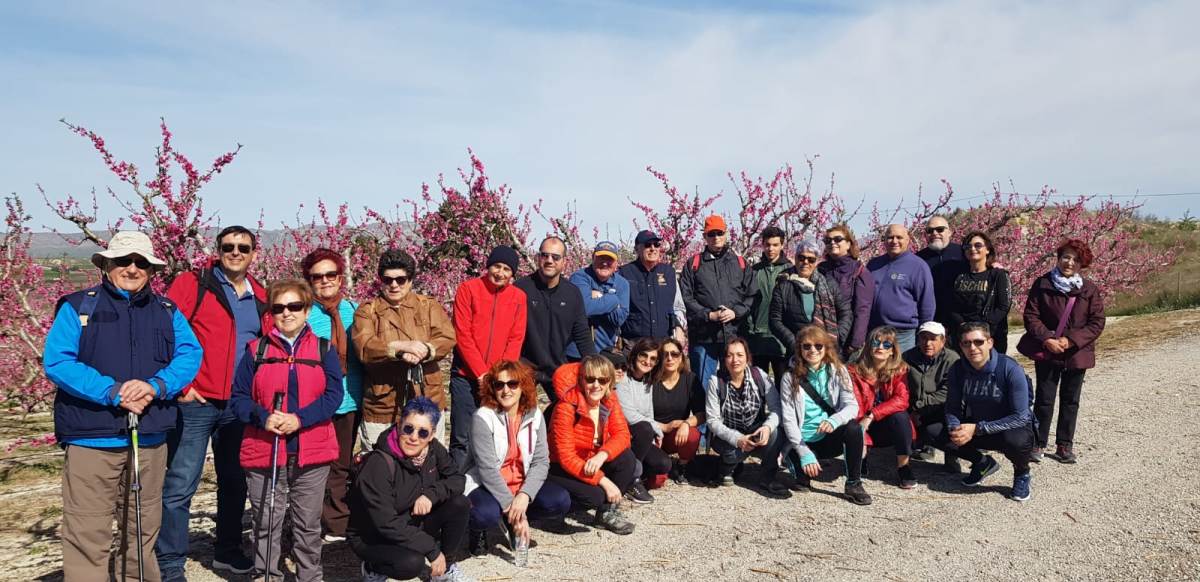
[634,230,662,246]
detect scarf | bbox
[817,254,863,299]
[316,293,349,374]
[1049,267,1083,295]
[388,428,429,467]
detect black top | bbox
[947,267,1012,352]
[652,370,705,424]
[514,275,597,386]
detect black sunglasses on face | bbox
[705,231,725,238]
[539,251,563,262]
[400,423,432,439]
[380,275,410,286]
[584,376,611,386]
[112,255,151,270]
[220,243,253,254]
[308,270,340,282]
[961,338,989,348]
[800,343,825,352]
[492,379,521,391]
[662,350,682,359]
[823,235,846,245]
[797,255,818,265]
[925,226,948,234]
[270,302,306,315]
[643,241,664,249]
[968,242,987,250]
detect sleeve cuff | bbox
[150,378,167,398]
[799,452,817,467]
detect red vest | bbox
[239,332,339,469]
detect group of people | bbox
[45,214,1107,582]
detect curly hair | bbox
[1056,239,1094,269]
[300,247,345,278]
[478,360,539,415]
[961,231,998,268]
[401,396,441,428]
[378,248,417,278]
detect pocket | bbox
[154,329,172,364]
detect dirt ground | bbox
[1,310,1198,581]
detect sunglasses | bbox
[380,274,410,286]
[270,302,306,315]
[584,376,612,386]
[797,255,818,265]
[871,339,894,350]
[400,423,432,440]
[307,270,340,282]
[960,338,989,348]
[539,251,563,262]
[967,242,987,250]
[925,226,948,235]
[662,350,682,359]
[705,231,725,238]
[636,352,659,363]
[112,255,152,270]
[822,235,846,245]
[800,343,825,352]
[492,379,521,391]
[643,241,664,249]
[220,243,253,254]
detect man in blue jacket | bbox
[944,322,1035,502]
[619,230,687,346]
[568,241,630,356]
[867,224,935,352]
[44,231,203,581]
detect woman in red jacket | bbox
[850,326,916,489]
[1017,239,1106,464]
[230,279,344,582]
[547,354,637,535]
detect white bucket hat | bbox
[90,231,167,270]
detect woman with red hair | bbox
[1017,239,1106,464]
[463,360,571,556]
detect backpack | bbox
[976,355,1037,433]
[350,447,398,489]
[690,252,746,272]
[716,367,771,427]
[73,286,177,329]
[253,335,331,368]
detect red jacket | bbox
[549,386,631,486]
[239,332,339,469]
[452,276,527,379]
[849,367,914,446]
[167,262,268,400]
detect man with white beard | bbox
[916,216,966,330]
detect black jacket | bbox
[680,247,753,345]
[917,243,966,325]
[515,275,596,387]
[768,270,852,350]
[347,427,465,560]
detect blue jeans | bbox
[448,374,479,473]
[688,342,723,395]
[894,328,916,353]
[467,481,572,531]
[156,399,247,574]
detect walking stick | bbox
[127,412,145,582]
[264,391,285,582]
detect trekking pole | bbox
[264,391,285,582]
[126,412,145,582]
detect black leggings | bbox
[789,422,865,483]
[1033,362,1087,448]
[866,411,913,457]
[547,448,639,510]
[350,494,469,580]
[939,424,1035,476]
[629,422,672,477]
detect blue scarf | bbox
[1049,267,1083,294]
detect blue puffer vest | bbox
[53,280,178,442]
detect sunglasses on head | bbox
[400,423,432,439]
[871,339,894,350]
[797,255,818,265]
[539,251,563,262]
[925,226,948,235]
[800,342,825,352]
[112,255,151,270]
[584,375,611,386]
[960,338,989,348]
[270,302,306,315]
[308,270,340,282]
[492,379,521,391]
[380,274,410,286]
[822,235,846,245]
[220,243,253,254]
[705,230,725,238]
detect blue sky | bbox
[3,0,1198,241]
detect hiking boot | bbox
[719,474,735,487]
[844,480,873,505]
[212,553,254,575]
[431,562,476,582]
[758,479,793,499]
[595,505,636,535]
[1030,447,1043,463]
[1055,445,1077,464]
[361,561,388,582]
[897,464,917,489]
[787,473,811,491]
[912,445,937,462]
[1010,472,1032,502]
[962,455,1000,486]
[468,528,489,556]
[625,481,654,504]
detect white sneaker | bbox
[323,533,347,543]
[431,563,475,582]
[361,561,388,582]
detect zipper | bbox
[484,287,498,364]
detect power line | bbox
[884,191,1200,212]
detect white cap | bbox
[917,321,946,337]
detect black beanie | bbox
[486,245,520,273]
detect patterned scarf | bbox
[1049,267,1083,295]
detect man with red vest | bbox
[157,226,268,580]
[448,245,528,472]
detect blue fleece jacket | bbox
[566,267,630,356]
[867,250,935,330]
[945,350,1031,435]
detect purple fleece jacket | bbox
[866,251,935,330]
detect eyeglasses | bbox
[220,243,253,254]
[968,242,987,250]
[270,302,306,315]
[112,255,152,270]
[636,352,659,363]
[870,339,894,350]
[538,251,563,262]
[822,235,846,245]
[400,423,432,440]
[705,231,725,238]
[380,275,410,287]
[797,255,818,265]
[960,338,989,348]
[662,350,682,359]
[308,270,340,282]
[492,379,520,391]
[584,376,612,386]
[800,343,825,352]
[924,226,948,235]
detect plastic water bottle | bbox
[513,536,530,567]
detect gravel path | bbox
[6,333,1199,581]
